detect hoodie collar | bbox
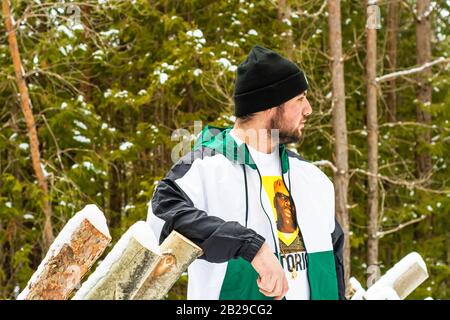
[194,125,289,174]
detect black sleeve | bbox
[151,178,266,264]
[331,219,346,300]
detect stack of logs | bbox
[17,204,202,300]
[17,204,429,300]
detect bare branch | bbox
[380,121,450,132]
[312,160,338,173]
[352,168,449,194]
[376,57,449,83]
[377,215,427,238]
[291,0,327,18]
[268,0,327,18]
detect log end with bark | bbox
[73,221,162,300]
[349,252,429,300]
[133,231,203,300]
[17,204,111,300]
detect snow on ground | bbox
[17,204,110,299]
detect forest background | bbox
[0,0,448,299]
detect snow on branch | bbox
[415,1,436,22]
[312,160,338,173]
[377,215,427,238]
[352,168,450,194]
[376,57,449,83]
[268,0,327,18]
[291,0,327,18]
[401,1,435,22]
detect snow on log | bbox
[364,252,428,300]
[73,221,161,300]
[365,287,400,300]
[17,204,111,300]
[348,277,366,300]
[133,231,202,300]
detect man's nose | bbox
[303,98,312,117]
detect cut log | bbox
[133,231,202,300]
[364,252,428,300]
[348,277,366,300]
[73,221,161,300]
[365,287,400,300]
[17,204,111,300]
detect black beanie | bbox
[233,45,308,117]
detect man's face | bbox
[269,91,312,144]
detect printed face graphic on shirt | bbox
[261,177,306,254]
[274,180,297,233]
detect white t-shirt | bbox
[229,129,310,300]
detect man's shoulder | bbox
[177,146,218,164]
[286,149,333,185]
[285,149,307,162]
[166,146,233,180]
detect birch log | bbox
[348,277,366,300]
[73,221,162,300]
[133,231,203,300]
[348,252,429,300]
[364,252,428,299]
[17,205,111,300]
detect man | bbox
[147,45,345,300]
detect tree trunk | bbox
[447,232,450,295]
[2,0,54,250]
[415,0,432,180]
[366,1,379,286]
[386,0,400,122]
[80,4,92,102]
[278,0,294,59]
[17,205,111,300]
[133,231,202,300]
[327,0,351,287]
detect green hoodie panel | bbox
[307,251,339,300]
[219,258,273,300]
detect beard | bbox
[269,106,303,144]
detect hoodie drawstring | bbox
[242,164,249,228]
